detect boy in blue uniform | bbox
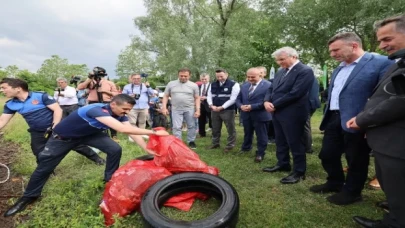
[0,78,104,164]
[3,93,169,217]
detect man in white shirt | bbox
[54,77,80,117]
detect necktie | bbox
[248,83,256,98]
[202,84,206,96]
[281,68,289,79]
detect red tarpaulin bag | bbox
[147,134,209,173]
[100,160,172,226]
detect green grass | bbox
[0,97,385,228]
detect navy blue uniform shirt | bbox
[3,92,55,132]
[53,103,128,138]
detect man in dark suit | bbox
[262,47,314,184]
[302,77,321,153]
[347,14,405,228]
[310,32,393,206]
[236,68,272,163]
[198,73,212,137]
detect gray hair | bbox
[374,14,405,33]
[272,47,299,58]
[328,32,363,48]
[56,77,67,82]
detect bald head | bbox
[246,68,261,84]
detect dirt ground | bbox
[0,135,25,228]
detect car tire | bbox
[140,172,239,228]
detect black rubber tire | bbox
[140,172,239,228]
[135,154,155,161]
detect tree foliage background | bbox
[116,0,404,83]
[1,0,404,90]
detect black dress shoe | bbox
[208,144,220,149]
[254,156,263,163]
[376,201,389,213]
[352,216,388,228]
[327,191,362,205]
[309,183,342,194]
[280,172,305,184]
[4,197,38,217]
[262,165,291,173]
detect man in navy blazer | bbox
[236,68,272,163]
[262,47,314,184]
[310,32,393,205]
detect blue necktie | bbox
[248,83,256,98]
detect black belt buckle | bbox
[330,110,340,114]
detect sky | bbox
[0,0,147,78]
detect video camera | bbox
[70,75,81,86]
[89,66,107,81]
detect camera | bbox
[70,75,81,86]
[134,94,140,100]
[54,87,64,92]
[89,66,107,81]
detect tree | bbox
[37,55,88,83]
[4,65,20,78]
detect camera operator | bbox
[77,67,119,141]
[122,73,154,129]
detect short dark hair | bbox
[111,94,136,106]
[215,68,227,74]
[374,14,405,33]
[328,32,363,48]
[0,78,29,91]
[178,68,191,75]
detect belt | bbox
[330,110,340,114]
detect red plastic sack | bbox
[100,160,172,226]
[147,134,209,173]
[164,192,209,211]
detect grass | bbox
[0,97,386,228]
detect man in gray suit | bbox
[348,14,405,228]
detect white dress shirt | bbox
[54,85,78,105]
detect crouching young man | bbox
[4,94,169,217]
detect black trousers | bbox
[29,131,99,164]
[267,120,275,140]
[374,152,405,228]
[23,132,122,197]
[198,106,212,137]
[88,101,117,137]
[319,111,370,195]
[273,114,307,174]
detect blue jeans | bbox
[171,109,196,143]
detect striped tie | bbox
[248,83,256,98]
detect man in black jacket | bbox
[347,14,405,228]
